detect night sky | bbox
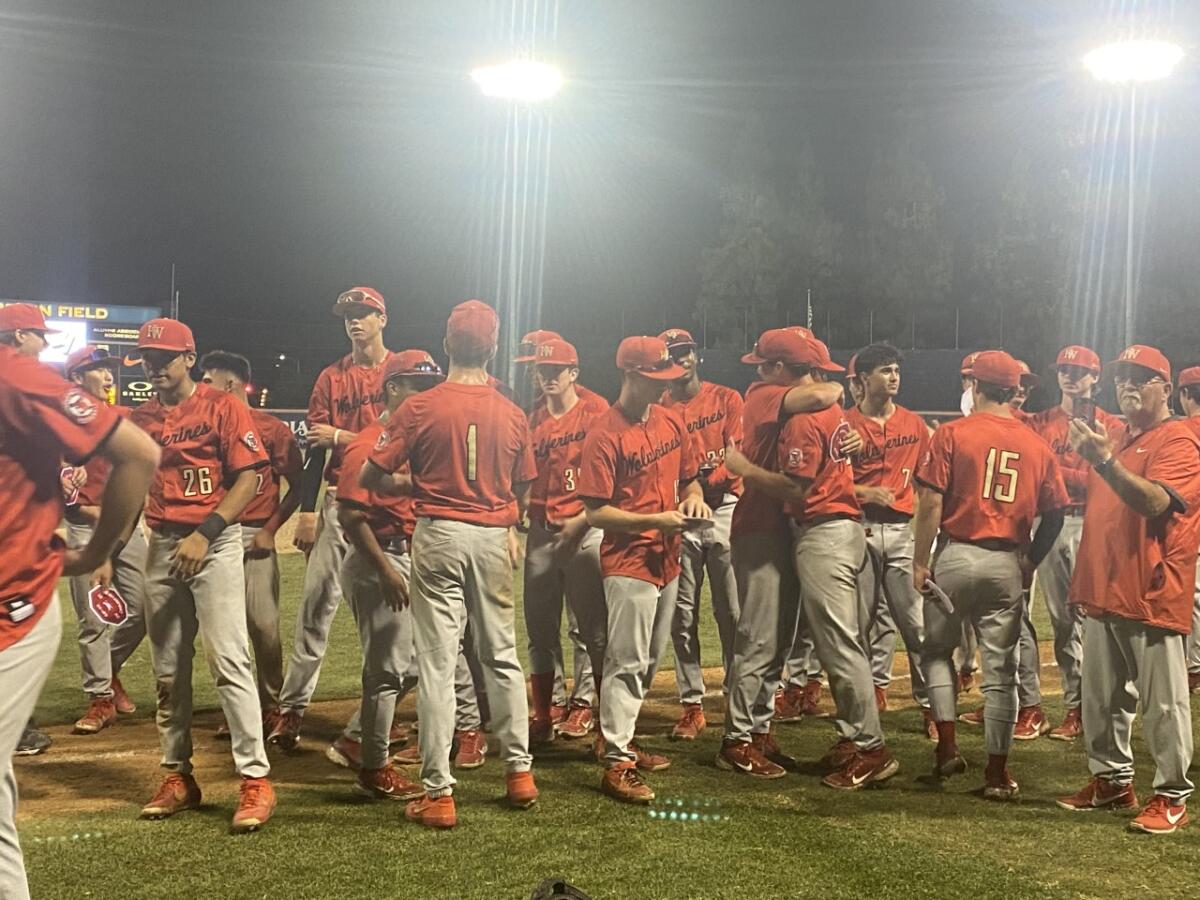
[1,1,1196,403]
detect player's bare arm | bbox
[722,447,808,508]
[63,419,160,577]
[1069,418,1174,517]
[308,423,358,450]
[910,484,943,592]
[677,479,712,520]
[250,471,302,559]
[582,496,687,535]
[170,467,261,579]
[781,381,842,416]
[337,502,409,610]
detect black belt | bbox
[376,535,410,555]
[862,507,911,525]
[951,537,1019,553]
[153,522,198,537]
[800,513,861,528]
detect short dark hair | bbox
[200,350,252,384]
[854,342,902,379]
[782,362,813,379]
[976,381,1016,404]
[1180,384,1200,405]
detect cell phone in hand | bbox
[683,517,716,530]
[1074,398,1097,428]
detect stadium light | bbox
[471,60,564,102]
[1083,39,1183,84]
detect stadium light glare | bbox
[471,60,564,102]
[1084,39,1184,84]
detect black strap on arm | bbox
[299,445,328,513]
[1027,509,1065,570]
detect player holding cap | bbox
[1176,366,1200,695]
[130,318,277,833]
[201,351,303,738]
[576,335,706,803]
[719,329,869,783]
[332,350,443,803]
[62,346,148,734]
[364,300,539,828]
[1057,345,1200,834]
[1025,345,1123,739]
[844,343,934,737]
[270,287,393,750]
[913,350,1068,801]
[0,336,158,900]
[523,337,607,743]
[657,327,744,741]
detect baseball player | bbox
[129,318,277,833]
[62,346,149,735]
[524,338,608,744]
[1026,345,1124,738]
[719,328,870,783]
[364,300,539,829]
[200,351,303,737]
[954,352,981,693]
[844,343,934,738]
[0,338,158,900]
[1177,366,1200,695]
[657,327,743,741]
[1057,345,1200,834]
[332,350,443,803]
[576,335,707,804]
[270,287,393,749]
[913,350,1068,802]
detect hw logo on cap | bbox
[1119,347,1141,362]
[539,343,554,359]
[146,324,164,340]
[1061,347,1078,360]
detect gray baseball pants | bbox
[672,495,740,705]
[144,525,269,778]
[1081,616,1194,802]
[1016,590,1041,706]
[1035,515,1085,708]
[241,525,283,710]
[922,541,1022,757]
[523,520,601,707]
[410,518,531,797]
[1187,560,1200,677]
[726,529,801,742]
[0,600,61,900]
[792,518,883,751]
[859,520,928,706]
[783,613,822,689]
[66,521,148,698]
[599,575,678,767]
[279,492,349,713]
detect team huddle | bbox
[2,285,1199,894]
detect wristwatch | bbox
[1093,455,1115,475]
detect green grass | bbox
[20,555,1200,900]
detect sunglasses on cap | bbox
[406,360,441,375]
[74,348,118,368]
[336,290,382,309]
[632,357,677,373]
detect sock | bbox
[935,721,957,756]
[985,753,1008,782]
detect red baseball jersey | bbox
[337,420,414,539]
[661,381,744,501]
[916,412,1069,546]
[0,348,120,650]
[529,384,606,428]
[131,382,269,529]
[529,390,610,524]
[778,404,861,522]
[308,352,393,482]
[73,404,132,507]
[730,382,789,538]
[240,408,303,525]
[1026,404,1125,508]
[577,403,700,587]
[369,382,536,527]
[845,404,929,518]
[1070,418,1200,634]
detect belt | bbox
[799,513,861,528]
[153,522,197,537]
[951,537,1019,553]
[529,514,563,534]
[376,535,410,555]
[1064,505,1085,517]
[862,508,911,526]
[240,518,270,529]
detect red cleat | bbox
[822,747,899,790]
[751,730,795,769]
[405,794,457,829]
[601,762,655,804]
[231,777,276,834]
[820,739,858,772]
[140,773,202,820]
[874,685,888,712]
[529,715,556,746]
[393,742,422,767]
[325,735,362,770]
[357,765,424,802]
[958,706,985,726]
[453,730,488,769]
[1013,706,1050,741]
[556,704,594,739]
[1129,795,1189,834]
[267,709,302,750]
[73,697,116,735]
[982,769,1020,802]
[111,676,136,715]
[1056,777,1138,812]
[773,685,806,723]
[506,771,539,808]
[802,681,826,718]
[1189,672,1200,695]
[715,740,786,779]
[549,702,568,726]
[1048,707,1082,742]
[630,739,670,772]
[670,703,706,741]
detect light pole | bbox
[1084,39,1184,347]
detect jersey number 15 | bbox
[982,449,1019,504]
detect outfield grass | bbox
[19,553,1200,900]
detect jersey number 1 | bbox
[982,449,1019,504]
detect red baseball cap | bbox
[513,329,563,363]
[805,336,845,374]
[960,351,982,375]
[616,336,687,380]
[969,350,1022,389]
[1178,367,1200,388]
[1108,345,1171,383]
[64,345,121,378]
[1016,359,1039,388]
[332,286,386,317]
[1055,345,1101,373]
[382,349,444,382]
[658,328,697,350]
[0,303,58,333]
[445,300,499,358]
[531,337,579,367]
[137,318,195,353]
[741,329,811,366]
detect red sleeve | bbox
[724,388,744,448]
[777,414,824,482]
[220,399,269,474]
[916,423,953,493]
[368,412,411,473]
[307,368,333,427]
[577,428,617,502]
[335,432,373,508]
[0,358,119,463]
[1038,456,1071,513]
[1146,429,1200,513]
[512,411,537,485]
